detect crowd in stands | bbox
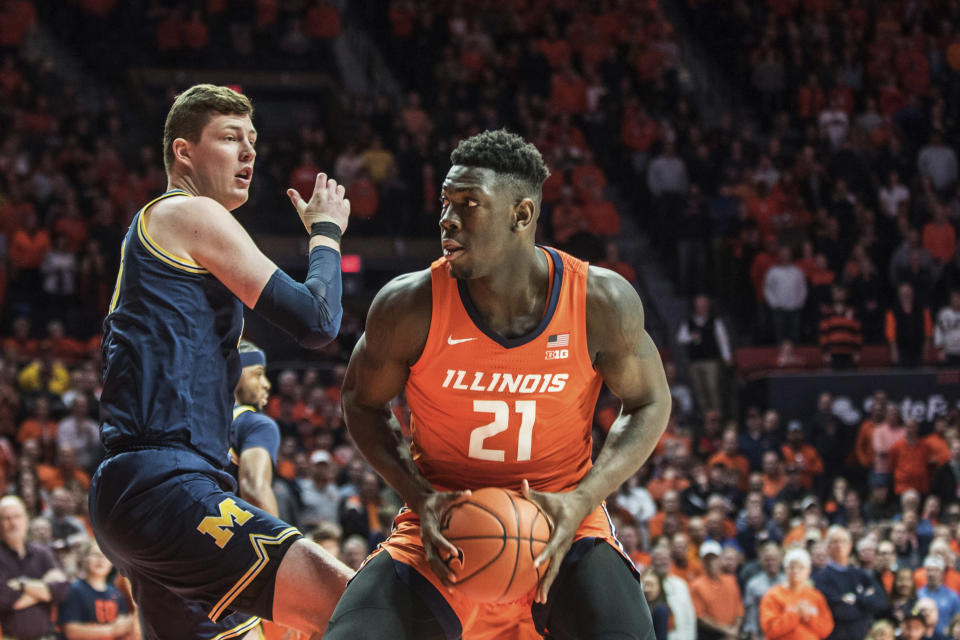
[1,0,960,638]
[671,0,960,365]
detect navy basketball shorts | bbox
[89,447,302,632]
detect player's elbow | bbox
[297,306,342,349]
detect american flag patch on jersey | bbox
[547,334,569,347]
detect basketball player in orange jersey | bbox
[329,129,671,640]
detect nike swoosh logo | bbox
[447,335,477,345]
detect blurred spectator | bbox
[885,283,933,367]
[814,526,887,640]
[57,541,134,640]
[900,608,930,640]
[923,205,957,270]
[17,343,69,397]
[916,556,960,635]
[642,569,673,640]
[888,567,919,624]
[781,424,824,490]
[889,420,936,495]
[297,449,340,529]
[676,295,732,416]
[339,535,367,572]
[931,438,960,507]
[765,246,808,344]
[0,495,70,638]
[934,290,960,365]
[56,395,100,474]
[818,285,862,369]
[690,540,743,640]
[650,543,697,640]
[914,597,945,640]
[17,396,57,462]
[36,444,90,494]
[918,131,958,195]
[743,542,785,640]
[879,172,910,219]
[760,547,834,640]
[47,487,87,552]
[709,429,751,492]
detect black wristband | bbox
[310,221,342,243]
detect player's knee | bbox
[272,539,353,633]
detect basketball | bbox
[439,487,552,604]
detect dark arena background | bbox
[1,1,960,638]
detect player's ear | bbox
[172,138,192,168]
[514,198,536,232]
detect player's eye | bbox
[466,199,479,207]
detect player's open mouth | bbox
[235,167,252,186]
[442,240,464,261]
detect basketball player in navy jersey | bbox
[89,84,353,639]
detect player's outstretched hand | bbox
[522,479,594,604]
[287,172,351,235]
[414,489,472,588]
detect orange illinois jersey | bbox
[405,246,602,494]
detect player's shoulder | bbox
[585,264,642,315]
[368,268,432,322]
[235,408,278,429]
[151,193,227,223]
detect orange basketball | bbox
[440,487,552,604]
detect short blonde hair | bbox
[163,84,253,173]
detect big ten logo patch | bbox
[197,498,253,548]
[545,349,568,360]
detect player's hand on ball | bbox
[287,172,350,235]
[522,479,594,604]
[414,489,472,588]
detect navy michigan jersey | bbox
[100,190,243,467]
[227,405,281,479]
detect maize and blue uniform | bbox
[182,404,283,639]
[89,191,302,639]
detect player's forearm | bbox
[343,398,434,510]
[239,478,280,517]
[573,393,670,508]
[253,247,342,349]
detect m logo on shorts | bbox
[197,498,253,549]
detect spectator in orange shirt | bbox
[709,429,751,491]
[36,444,90,495]
[761,547,834,640]
[690,540,743,640]
[781,423,824,489]
[853,391,887,470]
[922,204,957,267]
[581,186,621,236]
[889,419,936,495]
[922,417,951,467]
[672,532,704,583]
[9,210,50,310]
[17,397,57,462]
[761,450,787,499]
[3,316,38,366]
[913,539,960,594]
[650,489,688,540]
